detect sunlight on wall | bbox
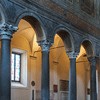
[77,46,86,60]
[11,19,92,100]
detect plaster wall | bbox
[76,62,89,100]
[11,35,31,100]
[10,34,92,100]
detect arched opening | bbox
[49,29,73,99]
[57,30,73,52]
[22,16,45,41]
[82,40,94,57]
[11,16,44,100]
[77,46,90,100]
[76,40,95,100]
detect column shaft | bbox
[0,23,17,100]
[69,58,77,100]
[0,39,11,100]
[90,58,97,100]
[41,50,50,100]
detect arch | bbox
[53,25,74,52]
[81,40,94,57]
[15,12,46,41]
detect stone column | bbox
[88,57,97,100]
[0,23,17,100]
[67,52,78,100]
[39,40,52,100]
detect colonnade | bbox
[0,24,98,100]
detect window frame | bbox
[11,48,28,88]
[11,52,21,82]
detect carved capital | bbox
[38,40,52,52]
[88,57,96,66]
[67,52,79,59]
[0,23,18,40]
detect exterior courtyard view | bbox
[0,0,100,100]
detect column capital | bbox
[38,40,52,52]
[67,52,79,59]
[88,56,96,65]
[0,23,18,40]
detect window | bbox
[11,52,21,82]
[11,48,27,88]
